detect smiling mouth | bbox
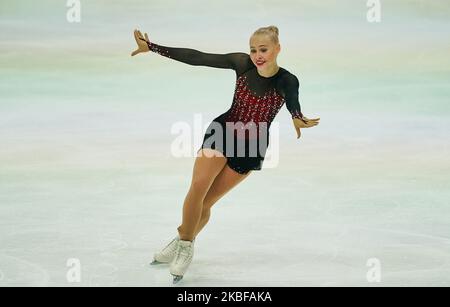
[256,61,265,65]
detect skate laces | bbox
[175,243,192,264]
[162,238,178,255]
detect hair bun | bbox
[267,25,279,36]
[251,25,280,44]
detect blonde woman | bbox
[131,26,320,283]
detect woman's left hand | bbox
[293,115,320,139]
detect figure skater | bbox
[131,25,320,283]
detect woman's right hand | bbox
[131,29,150,56]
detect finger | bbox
[145,32,149,42]
[302,116,320,122]
[134,30,143,44]
[306,123,318,128]
[131,49,140,56]
[301,122,316,128]
[137,30,144,39]
[305,118,320,122]
[295,127,301,138]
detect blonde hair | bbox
[251,25,279,44]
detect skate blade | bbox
[172,275,183,284]
[150,260,168,266]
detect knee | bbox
[190,177,211,192]
[202,196,217,211]
[202,193,221,211]
[201,206,211,218]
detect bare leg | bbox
[177,149,227,241]
[193,164,252,238]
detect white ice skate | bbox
[150,235,180,265]
[170,239,195,284]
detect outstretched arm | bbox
[147,42,242,69]
[131,29,252,73]
[283,74,320,139]
[284,74,306,121]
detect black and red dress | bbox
[146,42,304,174]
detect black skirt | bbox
[198,114,269,174]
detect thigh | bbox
[203,164,252,209]
[189,148,228,196]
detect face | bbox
[249,34,280,70]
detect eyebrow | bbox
[250,45,267,48]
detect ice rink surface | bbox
[1,1,449,286]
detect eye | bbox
[250,50,256,53]
[261,49,267,52]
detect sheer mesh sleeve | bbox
[283,74,304,119]
[146,40,253,75]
